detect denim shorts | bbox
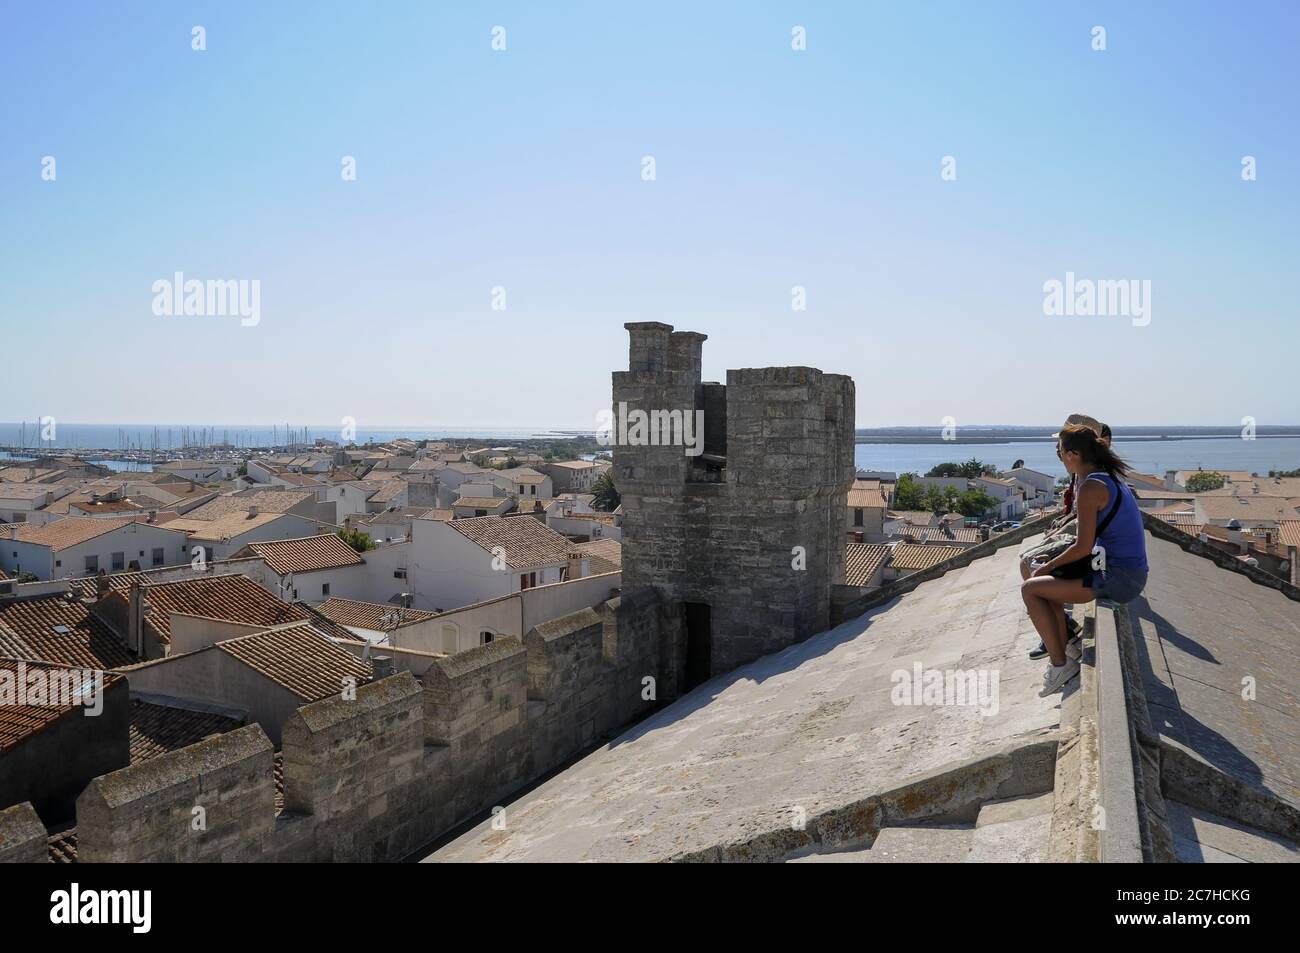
[1085,566,1148,603]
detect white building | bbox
[408,514,579,612]
[0,483,71,526]
[239,534,368,604]
[0,516,192,580]
[1006,467,1056,510]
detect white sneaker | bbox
[1039,658,1080,697]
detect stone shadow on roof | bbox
[607,607,895,750]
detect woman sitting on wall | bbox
[1021,424,1149,696]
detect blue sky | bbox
[2,1,1297,430]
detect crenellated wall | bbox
[5,596,663,863]
[613,324,856,690]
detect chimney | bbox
[979,525,991,542]
[247,505,259,518]
[128,582,147,656]
[371,655,395,679]
[567,552,584,580]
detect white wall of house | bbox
[2,522,192,580]
[0,486,70,525]
[407,519,565,612]
[245,460,277,484]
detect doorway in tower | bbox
[682,601,712,691]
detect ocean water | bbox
[854,437,1300,479]
[4,425,1298,481]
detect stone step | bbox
[966,793,1055,863]
[787,823,977,863]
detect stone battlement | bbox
[0,596,663,863]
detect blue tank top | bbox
[1084,473,1148,571]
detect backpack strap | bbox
[1089,473,1125,537]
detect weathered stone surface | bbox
[0,803,48,863]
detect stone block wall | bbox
[613,324,856,686]
[6,596,662,863]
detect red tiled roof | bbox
[572,538,622,574]
[138,573,311,644]
[844,543,889,587]
[444,515,573,569]
[128,699,243,763]
[0,659,123,753]
[247,534,365,575]
[0,595,137,669]
[317,597,437,630]
[889,543,964,571]
[215,623,371,701]
[0,516,177,552]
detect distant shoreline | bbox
[853,434,1300,445]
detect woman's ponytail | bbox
[1060,424,1131,479]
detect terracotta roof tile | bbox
[572,538,622,574]
[0,516,176,552]
[844,543,889,587]
[247,534,364,575]
[1279,521,1300,548]
[316,597,437,630]
[128,699,243,763]
[185,490,315,521]
[889,543,964,571]
[0,595,137,668]
[138,573,311,643]
[215,622,371,702]
[0,659,123,753]
[444,515,573,569]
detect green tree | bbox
[955,488,998,517]
[925,458,999,479]
[1184,471,1226,492]
[892,473,926,510]
[336,528,376,553]
[925,463,963,478]
[924,486,948,514]
[592,470,621,511]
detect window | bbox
[111,552,125,571]
[480,631,494,645]
[55,559,61,567]
[84,555,98,573]
[854,508,864,527]
[152,547,165,566]
[520,573,529,590]
[475,509,487,517]
[441,624,459,653]
[322,583,330,596]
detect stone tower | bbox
[611,322,855,697]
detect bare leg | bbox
[1021,577,1095,665]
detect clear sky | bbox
[2,1,1297,431]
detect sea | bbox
[2,424,1299,480]
[852,437,1300,479]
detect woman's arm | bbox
[1034,480,1105,575]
